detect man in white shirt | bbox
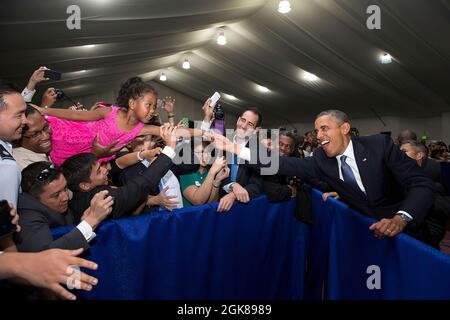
[0,85,28,208]
[20,66,50,103]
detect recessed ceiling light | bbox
[159,72,167,81]
[380,53,392,64]
[79,70,87,73]
[182,59,191,70]
[217,32,227,46]
[224,93,238,101]
[257,85,270,93]
[278,0,291,14]
[303,71,319,82]
[82,44,96,48]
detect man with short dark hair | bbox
[0,85,28,207]
[211,109,436,245]
[62,126,178,219]
[13,104,52,170]
[263,130,298,202]
[216,108,263,212]
[400,140,445,192]
[396,129,417,145]
[16,162,113,252]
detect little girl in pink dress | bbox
[37,77,180,166]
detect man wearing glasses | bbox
[13,104,52,171]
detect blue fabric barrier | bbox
[441,162,450,195]
[53,190,450,300]
[322,191,450,300]
[53,196,308,300]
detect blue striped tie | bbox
[340,155,361,192]
[230,153,238,182]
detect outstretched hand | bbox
[91,134,123,158]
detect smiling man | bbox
[16,162,114,252]
[0,85,28,207]
[13,104,52,170]
[211,109,436,245]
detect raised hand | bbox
[27,66,50,90]
[159,124,176,149]
[141,147,162,160]
[163,96,175,115]
[210,156,226,175]
[214,167,230,183]
[83,190,114,229]
[202,98,214,121]
[148,186,179,211]
[91,134,122,158]
[40,87,57,108]
[17,248,98,300]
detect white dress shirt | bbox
[336,140,366,193]
[21,87,36,103]
[76,220,96,242]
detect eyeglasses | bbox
[279,141,294,149]
[23,123,51,139]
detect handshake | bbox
[203,131,239,155]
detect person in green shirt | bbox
[179,142,229,208]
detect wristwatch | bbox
[396,212,413,224]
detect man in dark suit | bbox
[16,162,113,252]
[400,140,449,247]
[216,107,263,212]
[400,140,446,194]
[210,110,435,242]
[262,130,298,202]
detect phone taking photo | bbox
[209,92,221,107]
[44,69,62,81]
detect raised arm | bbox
[182,157,226,206]
[35,105,110,121]
[139,124,203,138]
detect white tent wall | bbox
[292,114,448,143]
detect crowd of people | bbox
[1,67,449,299]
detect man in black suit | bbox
[262,130,298,202]
[210,110,435,242]
[16,162,113,252]
[400,140,446,194]
[400,140,450,247]
[215,107,263,212]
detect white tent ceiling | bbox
[1,0,450,126]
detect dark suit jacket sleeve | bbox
[15,211,88,253]
[107,153,173,217]
[382,135,435,223]
[244,168,263,199]
[263,176,292,202]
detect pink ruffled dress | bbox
[47,106,144,167]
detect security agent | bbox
[0,84,28,207]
